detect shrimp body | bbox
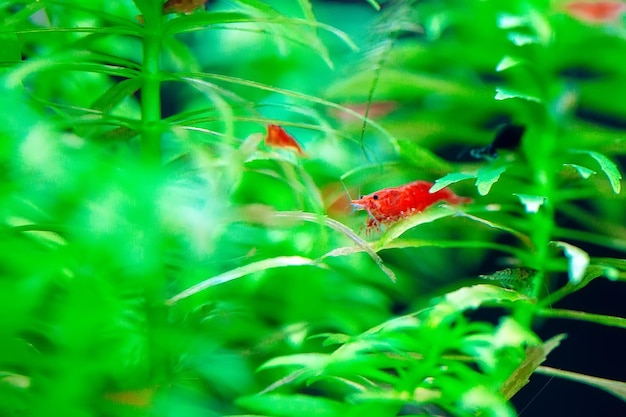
[265,124,306,156]
[351,180,472,230]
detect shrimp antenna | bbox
[358,0,420,161]
[517,375,555,416]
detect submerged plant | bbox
[1,0,625,416]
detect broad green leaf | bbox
[500,334,566,399]
[564,163,596,179]
[570,150,622,193]
[494,87,541,103]
[237,394,347,417]
[536,366,626,403]
[476,162,509,195]
[0,34,21,63]
[552,241,589,285]
[513,194,546,213]
[431,172,476,193]
[166,256,321,304]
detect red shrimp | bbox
[163,0,209,14]
[265,124,306,156]
[351,180,472,231]
[564,1,626,23]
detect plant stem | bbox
[141,12,163,166]
[515,124,558,327]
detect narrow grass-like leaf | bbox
[179,71,396,144]
[570,149,622,193]
[91,78,142,113]
[236,207,396,282]
[537,308,626,329]
[164,14,356,54]
[166,256,320,305]
[536,366,626,403]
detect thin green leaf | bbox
[166,256,321,305]
[536,366,626,403]
[496,55,523,72]
[500,334,566,399]
[494,87,541,103]
[365,0,381,10]
[260,353,330,371]
[236,207,396,282]
[564,163,596,179]
[91,78,142,113]
[375,206,461,250]
[552,241,590,285]
[570,149,622,193]
[537,308,626,330]
[237,394,347,417]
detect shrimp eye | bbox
[373,194,379,200]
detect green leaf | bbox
[260,353,330,371]
[513,194,546,213]
[564,163,596,179]
[500,334,566,399]
[237,394,347,417]
[494,87,541,103]
[431,172,476,193]
[476,162,509,195]
[0,34,21,63]
[552,241,590,285]
[166,256,321,305]
[570,150,622,193]
[537,308,626,330]
[536,366,626,403]
[427,284,531,326]
[364,0,381,11]
[496,55,523,72]
[396,141,453,175]
[375,206,461,250]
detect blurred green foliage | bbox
[1,0,626,416]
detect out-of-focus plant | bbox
[2,0,626,416]
[0,0,393,416]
